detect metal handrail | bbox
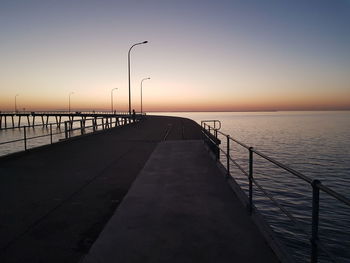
[251,176,310,237]
[211,125,349,206]
[253,148,313,184]
[201,120,221,130]
[0,122,65,131]
[318,184,350,206]
[0,138,24,146]
[201,122,350,263]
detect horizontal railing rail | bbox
[200,120,221,130]
[201,120,350,263]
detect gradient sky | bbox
[1,0,349,111]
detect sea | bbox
[1,111,349,262]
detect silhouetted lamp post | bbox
[69,92,74,113]
[15,94,19,112]
[111,88,118,112]
[128,41,148,115]
[140,77,150,114]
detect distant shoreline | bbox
[147,109,350,113]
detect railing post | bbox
[64,121,68,139]
[248,147,254,214]
[216,141,220,161]
[23,126,27,151]
[50,123,53,144]
[226,135,230,178]
[80,120,84,135]
[311,179,321,263]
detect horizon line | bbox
[1,109,350,113]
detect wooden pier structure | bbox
[0,111,136,129]
[0,116,280,263]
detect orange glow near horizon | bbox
[1,89,349,112]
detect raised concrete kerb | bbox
[82,140,278,263]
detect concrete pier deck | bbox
[0,116,278,262]
[0,116,202,263]
[82,140,278,263]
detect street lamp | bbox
[140,77,150,114]
[128,40,148,115]
[69,92,74,113]
[15,94,19,112]
[111,88,118,113]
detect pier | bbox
[0,116,279,263]
[0,111,135,129]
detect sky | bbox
[0,0,349,112]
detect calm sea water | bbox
[153,111,350,263]
[1,111,349,262]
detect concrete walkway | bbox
[0,116,202,263]
[83,140,278,263]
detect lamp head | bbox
[142,41,148,44]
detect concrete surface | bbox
[82,140,278,263]
[0,116,202,263]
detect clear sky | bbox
[1,0,349,112]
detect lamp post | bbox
[140,77,150,114]
[128,41,148,115]
[69,92,74,113]
[111,88,118,113]
[15,94,19,112]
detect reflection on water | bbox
[153,111,350,263]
